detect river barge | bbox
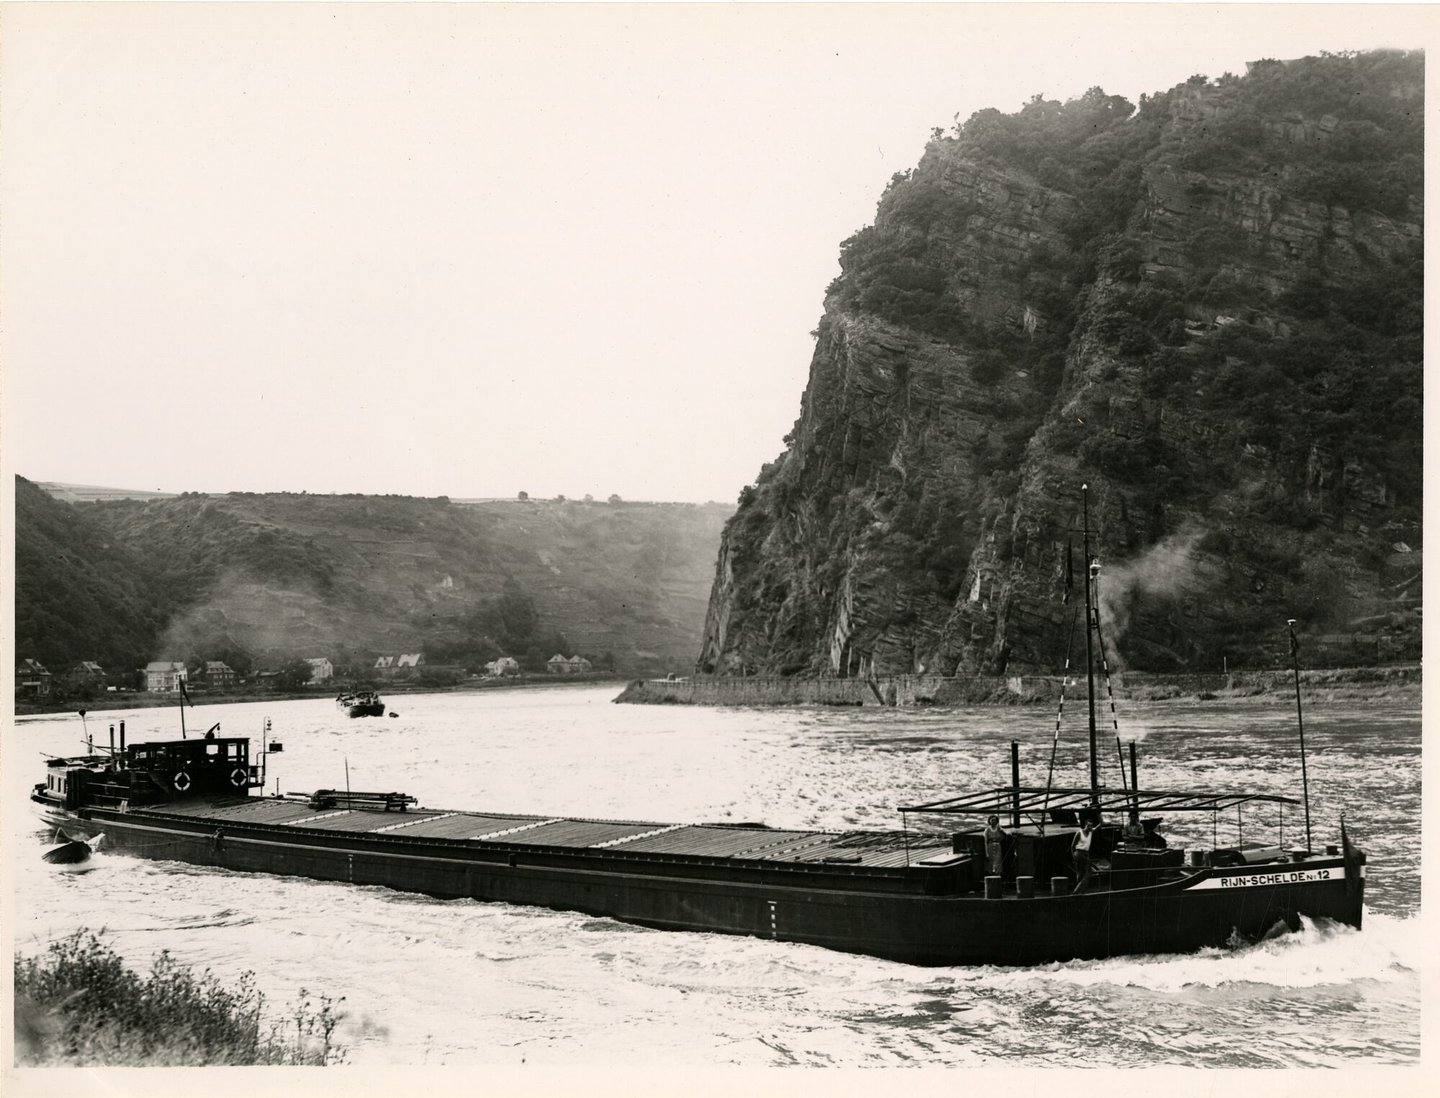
[336,691,385,718]
[30,487,1366,965]
[31,733,1364,965]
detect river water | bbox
[6,684,1421,1068]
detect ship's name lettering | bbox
[1218,868,1332,888]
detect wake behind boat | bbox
[29,487,1365,966]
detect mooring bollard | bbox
[1051,875,1069,893]
[984,875,1003,899]
[1017,875,1035,898]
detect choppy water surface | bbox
[7,685,1420,1066]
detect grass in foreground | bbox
[14,930,345,1066]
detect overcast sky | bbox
[2,3,1432,503]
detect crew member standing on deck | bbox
[1121,809,1147,847]
[983,815,1006,876]
[1072,818,1097,893]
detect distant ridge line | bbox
[36,482,178,502]
[33,482,729,508]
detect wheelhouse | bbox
[128,735,261,795]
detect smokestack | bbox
[119,720,126,763]
[109,724,115,755]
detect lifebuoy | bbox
[173,771,192,793]
[230,768,248,789]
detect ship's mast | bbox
[1288,618,1314,852]
[1082,484,1099,805]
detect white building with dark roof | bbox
[145,661,188,692]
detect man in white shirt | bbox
[1072,818,1097,893]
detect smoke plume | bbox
[155,568,334,664]
[1094,526,1206,668]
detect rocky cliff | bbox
[699,52,1422,677]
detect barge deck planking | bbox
[115,797,944,871]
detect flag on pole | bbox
[179,678,192,706]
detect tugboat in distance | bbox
[336,690,386,718]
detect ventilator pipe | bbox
[1010,741,1021,828]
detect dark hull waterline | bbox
[34,795,1363,967]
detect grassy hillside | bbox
[15,476,177,676]
[15,478,731,680]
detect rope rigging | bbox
[1041,603,1081,826]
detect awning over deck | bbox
[899,786,1301,816]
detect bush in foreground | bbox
[13,930,345,1066]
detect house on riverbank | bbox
[144,661,188,692]
[547,654,593,674]
[485,656,521,677]
[17,659,53,698]
[202,661,238,688]
[67,661,107,688]
[375,653,425,678]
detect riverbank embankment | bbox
[614,664,1420,708]
[13,674,625,717]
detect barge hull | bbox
[48,804,1363,967]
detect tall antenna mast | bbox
[1288,618,1313,852]
[1082,484,1099,805]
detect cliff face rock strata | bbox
[700,52,1422,678]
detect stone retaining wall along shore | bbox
[614,665,1420,707]
[614,674,1058,707]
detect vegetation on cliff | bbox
[702,50,1421,678]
